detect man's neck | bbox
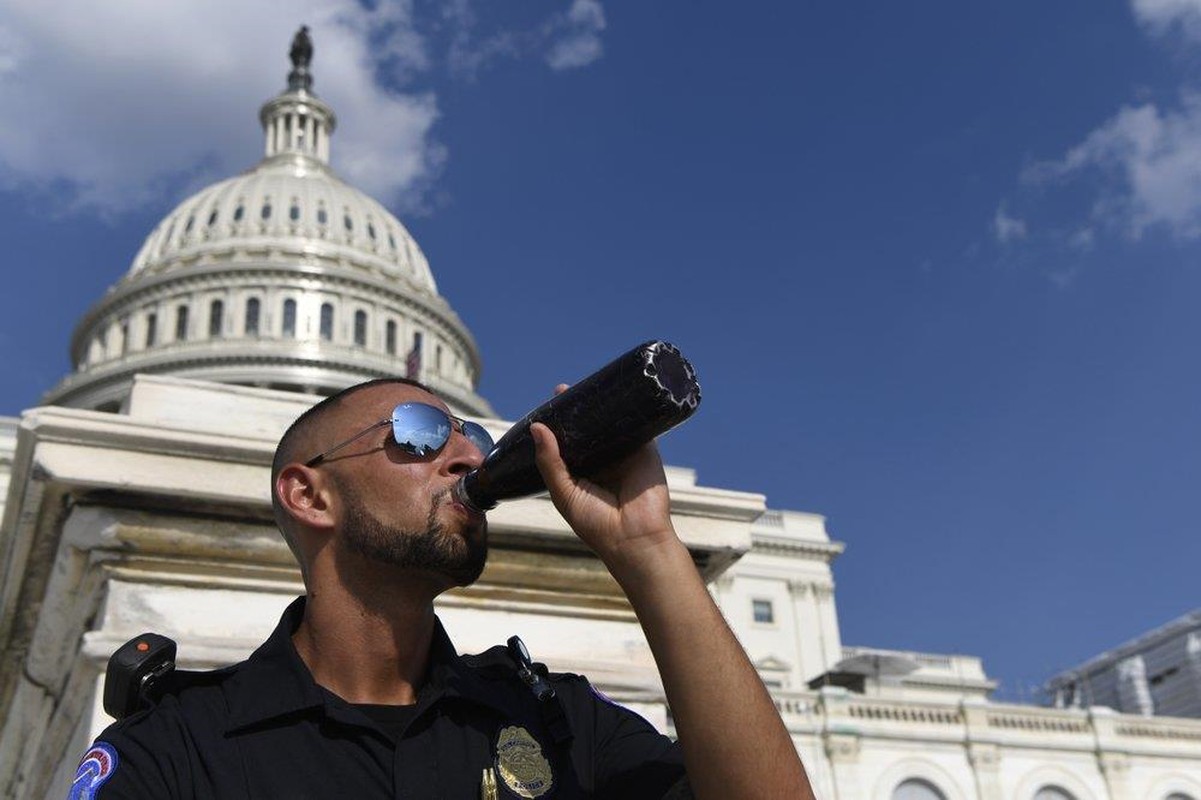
[292,576,441,706]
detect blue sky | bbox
[1,1,1199,700]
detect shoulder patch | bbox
[68,743,118,799]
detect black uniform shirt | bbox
[71,597,687,799]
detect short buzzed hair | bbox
[271,377,437,570]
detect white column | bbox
[1116,655,1153,716]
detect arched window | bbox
[184,215,195,233]
[1034,788,1075,800]
[175,305,189,341]
[385,320,397,355]
[344,212,353,232]
[320,303,334,341]
[289,200,300,222]
[435,344,443,372]
[120,320,130,355]
[282,299,297,338]
[233,204,244,222]
[209,300,224,337]
[261,199,272,220]
[317,206,328,226]
[892,779,946,800]
[354,310,367,346]
[207,209,219,227]
[245,298,260,335]
[145,312,157,347]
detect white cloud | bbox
[447,0,606,78]
[1132,0,1201,38]
[0,1,607,217]
[546,0,606,71]
[1068,227,1097,251]
[0,0,439,214]
[1028,96,1201,239]
[993,205,1028,243]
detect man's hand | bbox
[529,420,681,579]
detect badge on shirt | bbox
[494,725,553,798]
[68,743,118,800]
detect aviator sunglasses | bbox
[305,402,494,467]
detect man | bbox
[70,378,813,799]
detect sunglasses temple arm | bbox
[304,419,393,467]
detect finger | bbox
[530,422,575,498]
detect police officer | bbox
[69,378,813,799]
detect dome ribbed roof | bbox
[129,155,437,295]
[43,28,492,417]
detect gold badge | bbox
[494,725,554,798]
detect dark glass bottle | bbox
[453,340,701,512]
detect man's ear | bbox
[276,465,336,531]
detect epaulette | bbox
[462,636,574,746]
[102,633,238,720]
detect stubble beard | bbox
[340,486,487,587]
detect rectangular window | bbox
[354,310,367,346]
[320,303,334,341]
[175,305,189,341]
[245,298,260,335]
[145,313,157,347]
[282,299,297,338]
[209,300,224,338]
[752,599,774,625]
[385,320,397,355]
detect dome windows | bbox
[145,312,158,347]
[245,298,261,335]
[261,199,273,221]
[317,205,328,226]
[209,300,224,338]
[184,215,195,234]
[367,222,376,241]
[208,209,219,227]
[233,203,245,222]
[289,199,300,222]
[385,320,397,355]
[282,299,297,338]
[319,302,334,341]
[354,310,368,347]
[175,305,190,341]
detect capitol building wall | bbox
[0,35,1199,800]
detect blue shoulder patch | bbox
[67,742,118,799]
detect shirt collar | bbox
[223,596,519,733]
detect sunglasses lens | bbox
[461,422,494,457]
[391,403,452,456]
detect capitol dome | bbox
[44,29,492,417]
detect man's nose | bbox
[441,429,484,474]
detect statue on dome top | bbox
[289,25,313,70]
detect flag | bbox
[405,333,422,379]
